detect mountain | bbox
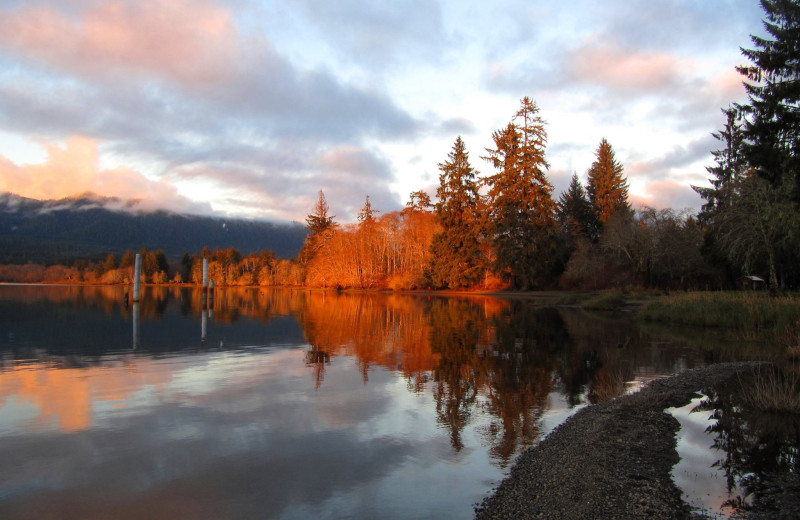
[0,192,308,264]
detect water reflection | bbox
[0,285,712,519]
[691,375,800,516]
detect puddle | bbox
[667,395,745,518]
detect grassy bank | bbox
[638,292,799,330]
[638,292,800,358]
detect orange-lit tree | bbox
[430,136,483,288]
[299,190,336,266]
[586,138,629,227]
[484,97,557,289]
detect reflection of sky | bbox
[0,348,508,519]
[541,392,586,437]
[668,396,741,519]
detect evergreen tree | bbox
[358,195,379,225]
[693,107,748,225]
[557,173,595,242]
[299,190,337,264]
[430,136,482,288]
[306,190,335,235]
[692,0,800,291]
[484,98,557,289]
[697,104,800,290]
[587,138,629,226]
[737,0,800,197]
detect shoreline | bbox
[474,363,798,519]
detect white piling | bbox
[201,309,207,343]
[132,302,140,349]
[202,259,209,289]
[209,279,215,305]
[133,253,142,301]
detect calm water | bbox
[0,285,712,519]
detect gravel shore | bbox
[474,363,798,519]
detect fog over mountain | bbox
[0,192,307,265]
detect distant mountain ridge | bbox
[0,192,307,264]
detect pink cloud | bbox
[565,40,693,93]
[707,68,747,103]
[630,180,702,211]
[0,136,208,213]
[0,0,239,84]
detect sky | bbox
[0,0,766,223]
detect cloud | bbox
[317,147,402,220]
[483,0,758,135]
[160,145,401,222]
[291,0,446,67]
[0,136,210,213]
[626,136,717,181]
[0,0,239,85]
[434,117,478,137]
[630,180,702,212]
[562,41,692,95]
[0,0,419,147]
[602,0,764,52]
[0,0,420,222]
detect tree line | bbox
[299,0,800,292]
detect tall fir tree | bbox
[483,98,557,289]
[737,0,800,197]
[430,136,482,288]
[697,104,800,290]
[587,138,629,226]
[693,107,748,225]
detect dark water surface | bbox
[0,285,713,519]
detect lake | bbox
[0,285,715,519]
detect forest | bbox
[294,0,800,293]
[1,1,798,292]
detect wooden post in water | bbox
[133,253,142,302]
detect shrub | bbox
[741,365,800,414]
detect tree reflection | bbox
[429,298,485,452]
[305,345,331,389]
[693,376,800,514]
[296,293,602,466]
[297,292,440,389]
[479,304,563,463]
